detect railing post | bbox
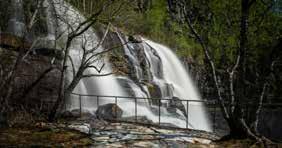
[186,100,189,128]
[97,96,99,107]
[135,97,137,123]
[159,99,161,125]
[79,95,82,117]
[115,97,117,121]
[213,100,216,133]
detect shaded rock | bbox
[128,35,142,43]
[33,48,63,60]
[60,109,94,119]
[147,83,162,105]
[121,116,153,124]
[59,111,75,118]
[116,77,136,97]
[71,109,93,118]
[96,103,123,120]
[167,96,187,117]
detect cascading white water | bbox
[49,0,210,131]
[114,33,210,131]
[52,0,127,112]
[32,0,58,51]
[7,0,26,37]
[144,39,211,131]
[116,32,143,80]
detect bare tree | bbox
[48,0,129,121]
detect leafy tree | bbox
[167,0,282,142]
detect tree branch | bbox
[82,72,114,78]
[229,54,241,113]
[68,55,76,78]
[182,3,230,120]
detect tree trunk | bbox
[48,39,72,122]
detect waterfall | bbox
[7,0,26,37]
[114,32,210,131]
[32,0,58,51]
[49,0,210,131]
[144,39,211,131]
[51,0,127,112]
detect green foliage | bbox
[69,0,282,67]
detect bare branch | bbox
[253,60,277,133]
[182,3,230,120]
[254,83,268,133]
[84,40,130,66]
[28,0,44,30]
[68,55,76,78]
[88,23,111,53]
[229,54,241,113]
[82,72,114,78]
[86,63,105,73]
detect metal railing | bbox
[69,93,220,132]
[67,93,282,134]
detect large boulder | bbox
[96,103,123,120]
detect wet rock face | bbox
[128,35,142,43]
[167,97,187,117]
[96,103,123,120]
[0,48,61,111]
[147,83,162,104]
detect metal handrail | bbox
[70,92,215,103]
[69,92,218,133]
[68,92,282,134]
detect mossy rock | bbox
[108,53,130,76]
[145,82,162,105]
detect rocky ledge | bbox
[64,114,220,148]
